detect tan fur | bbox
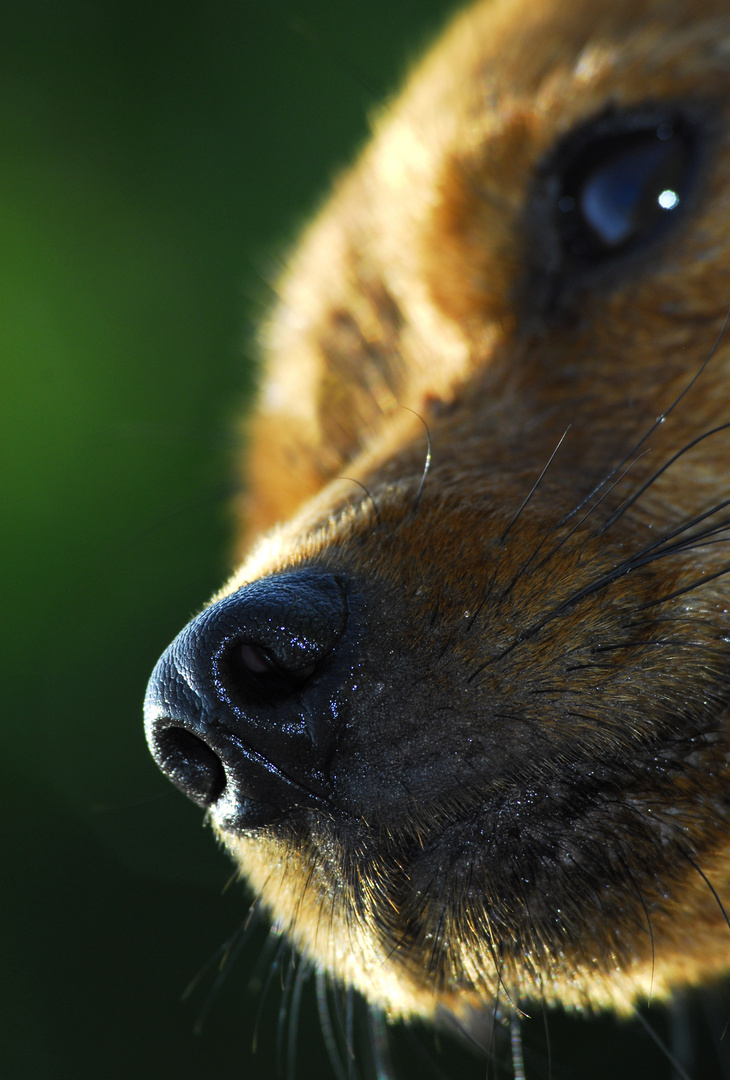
[153,0,730,1037]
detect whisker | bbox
[287,956,309,1080]
[501,426,570,543]
[562,304,730,525]
[346,985,357,1080]
[400,1026,455,1080]
[601,421,730,533]
[284,15,381,99]
[597,516,730,582]
[700,989,730,1072]
[474,505,730,678]
[540,992,553,1080]
[485,973,501,1080]
[639,560,730,609]
[366,1006,396,1080]
[682,851,730,934]
[609,497,730,565]
[632,1007,693,1080]
[655,303,730,421]
[526,452,647,582]
[252,933,293,1053]
[184,907,264,1035]
[397,406,433,513]
[316,972,349,1080]
[340,477,382,529]
[668,996,693,1080]
[276,949,299,1079]
[510,1012,526,1080]
[621,857,656,1001]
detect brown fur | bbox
[152,0,730,1042]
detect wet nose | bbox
[144,571,348,830]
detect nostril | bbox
[152,726,226,808]
[209,572,348,711]
[239,643,277,674]
[238,641,316,680]
[222,641,318,702]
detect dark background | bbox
[3,1,729,1077]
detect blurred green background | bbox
[3,1,729,1078]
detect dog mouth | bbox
[281,722,730,992]
[202,720,728,1012]
[144,475,730,1010]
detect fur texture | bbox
[146,0,730,1047]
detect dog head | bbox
[145,0,730,1027]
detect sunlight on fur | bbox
[145,0,730,1074]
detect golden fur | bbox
[147,0,730,1048]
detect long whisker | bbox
[528,452,648,578]
[472,508,730,678]
[631,1008,693,1080]
[668,996,693,1080]
[286,957,309,1080]
[397,406,432,513]
[540,992,553,1080]
[346,985,357,1080]
[562,305,730,525]
[640,560,730,609]
[682,851,730,934]
[621,857,656,1002]
[610,497,730,564]
[184,905,265,1035]
[252,932,293,1052]
[366,1006,397,1080]
[601,422,730,533]
[316,972,349,1080]
[510,1012,526,1080]
[485,967,502,1080]
[276,948,298,1079]
[501,426,570,543]
[415,436,432,511]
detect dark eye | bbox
[527,107,701,313]
[557,118,696,260]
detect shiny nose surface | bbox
[144,571,348,830]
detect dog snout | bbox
[144,570,348,829]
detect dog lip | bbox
[209,748,331,831]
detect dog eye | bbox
[528,109,701,312]
[552,112,698,267]
[556,119,695,260]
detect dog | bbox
[145,0,730,1073]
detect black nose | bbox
[144,571,348,830]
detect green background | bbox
[3,1,728,1077]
